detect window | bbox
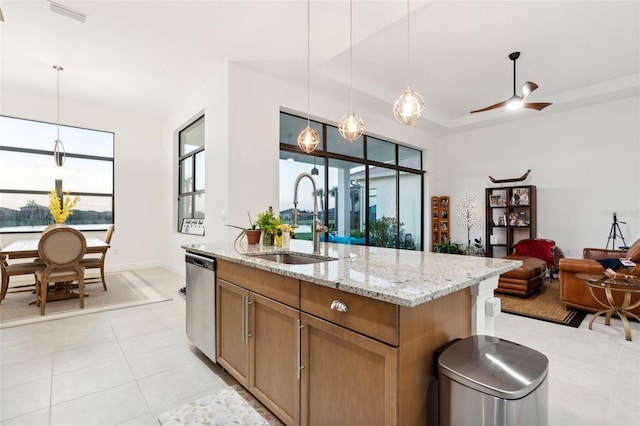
[178,115,205,231]
[0,115,114,233]
[279,112,424,250]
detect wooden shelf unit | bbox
[485,186,536,258]
[431,196,450,251]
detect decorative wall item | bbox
[489,169,531,184]
[456,192,482,245]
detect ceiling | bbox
[1,0,639,135]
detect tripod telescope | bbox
[606,212,627,250]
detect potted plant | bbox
[256,206,282,245]
[226,212,261,244]
[434,238,464,254]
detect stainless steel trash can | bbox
[438,335,548,426]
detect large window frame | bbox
[0,115,115,234]
[279,112,424,250]
[178,115,205,232]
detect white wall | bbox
[0,89,167,272]
[161,63,437,274]
[433,96,640,258]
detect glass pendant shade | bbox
[297,126,320,153]
[338,112,364,142]
[37,163,78,180]
[393,88,425,125]
[37,139,78,179]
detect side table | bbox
[577,273,640,341]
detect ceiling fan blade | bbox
[470,100,509,114]
[522,102,553,111]
[521,81,539,101]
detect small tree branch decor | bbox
[48,189,80,224]
[456,192,481,245]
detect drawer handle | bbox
[330,300,348,313]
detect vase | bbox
[262,232,274,246]
[245,229,261,245]
[275,234,283,248]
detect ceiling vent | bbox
[50,1,87,23]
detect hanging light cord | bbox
[406,0,411,87]
[349,0,353,110]
[306,0,311,126]
[56,66,61,141]
[53,65,66,166]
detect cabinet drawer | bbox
[301,281,398,346]
[217,260,299,308]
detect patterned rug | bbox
[157,384,283,425]
[0,271,171,328]
[495,279,588,328]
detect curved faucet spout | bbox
[292,172,327,254]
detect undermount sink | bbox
[245,252,337,265]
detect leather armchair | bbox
[559,242,640,314]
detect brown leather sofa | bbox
[559,239,640,314]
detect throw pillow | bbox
[624,239,640,262]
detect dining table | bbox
[1,236,110,302]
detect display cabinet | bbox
[485,186,536,257]
[431,196,450,251]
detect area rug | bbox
[157,384,283,425]
[495,279,588,328]
[0,271,171,328]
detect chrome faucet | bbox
[292,172,328,255]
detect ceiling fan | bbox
[470,51,552,114]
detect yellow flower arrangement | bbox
[48,189,80,224]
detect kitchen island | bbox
[183,240,520,426]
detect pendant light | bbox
[297,0,320,154]
[338,0,364,142]
[393,0,424,125]
[37,65,78,179]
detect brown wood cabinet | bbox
[251,292,300,425]
[217,261,301,425]
[300,312,398,425]
[215,258,472,426]
[216,278,250,387]
[431,195,450,251]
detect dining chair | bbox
[80,224,114,290]
[1,247,43,303]
[35,226,87,315]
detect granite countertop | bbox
[182,240,521,308]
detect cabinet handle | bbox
[241,296,247,343]
[330,300,348,313]
[297,319,304,380]
[246,300,252,339]
[242,297,253,342]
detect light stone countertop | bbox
[182,239,521,307]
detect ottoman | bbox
[496,255,547,297]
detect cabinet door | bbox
[216,278,250,388]
[250,293,301,426]
[300,313,398,426]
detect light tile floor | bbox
[1,267,639,425]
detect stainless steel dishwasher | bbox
[185,252,216,362]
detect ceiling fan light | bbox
[338,112,364,142]
[297,126,320,153]
[393,88,425,125]
[506,95,523,110]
